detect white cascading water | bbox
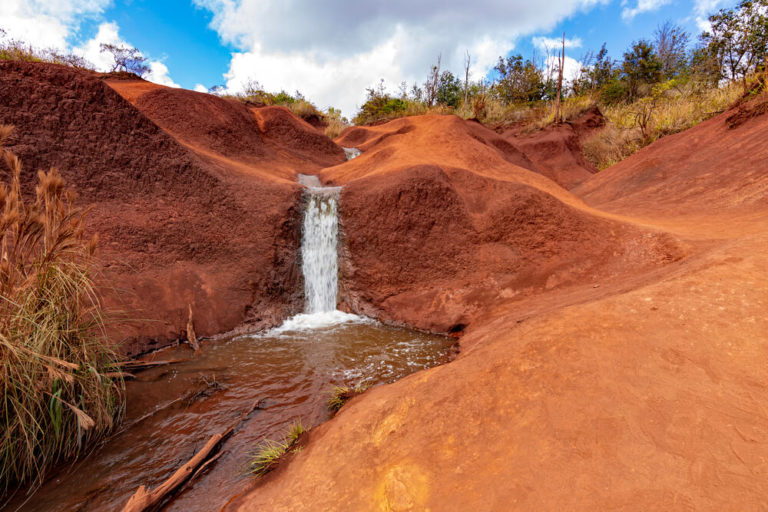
[301,186,340,313]
[272,168,364,333]
[343,147,361,160]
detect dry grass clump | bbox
[583,80,743,169]
[285,99,320,120]
[466,95,597,132]
[324,117,347,139]
[0,126,123,495]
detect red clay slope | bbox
[507,105,604,189]
[574,96,768,218]
[324,114,686,333]
[0,61,344,353]
[229,106,768,510]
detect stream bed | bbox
[6,319,453,511]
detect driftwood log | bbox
[186,304,200,352]
[120,400,261,512]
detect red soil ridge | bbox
[229,99,768,510]
[4,60,768,510]
[0,61,344,354]
[326,114,686,333]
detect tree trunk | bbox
[554,33,565,124]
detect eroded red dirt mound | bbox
[0,61,329,353]
[111,82,345,174]
[133,86,270,160]
[510,121,599,189]
[323,115,686,333]
[575,97,768,217]
[229,108,768,512]
[252,105,345,167]
[493,106,604,189]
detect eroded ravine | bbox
[6,167,453,512]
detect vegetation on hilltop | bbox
[0,28,92,69]
[354,0,767,166]
[0,28,150,78]
[215,80,351,138]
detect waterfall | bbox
[343,147,361,160]
[271,174,364,333]
[301,187,341,313]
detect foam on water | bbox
[268,310,370,334]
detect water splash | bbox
[343,147,361,160]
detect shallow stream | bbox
[7,321,453,511]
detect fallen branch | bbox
[104,371,135,380]
[117,359,182,371]
[120,400,261,512]
[186,304,200,352]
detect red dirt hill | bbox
[0,61,344,353]
[574,96,768,218]
[508,106,603,189]
[229,104,768,510]
[324,114,686,333]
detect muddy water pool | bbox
[7,319,452,512]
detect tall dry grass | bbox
[456,95,596,133]
[582,80,743,169]
[0,126,123,496]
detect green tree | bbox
[493,54,545,104]
[701,0,768,88]
[573,43,616,95]
[622,40,663,100]
[354,79,408,124]
[436,70,462,107]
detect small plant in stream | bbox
[327,383,368,412]
[249,420,308,477]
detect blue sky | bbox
[2,0,735,116]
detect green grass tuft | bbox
[327,384,368,412]
[249,420,309,477]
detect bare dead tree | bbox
[424,54,442,106]
[463,50,471,105]
[654,21,690,78]
[554,33,565,123]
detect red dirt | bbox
[324,115,686,333]
[228,107,768,510]
[5,60,768,510]
[510,118,601,189]
[0,61,344,354]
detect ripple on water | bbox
[10,319,453,512]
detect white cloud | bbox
[693,0,724,32]
[621,0,672,20]
[544,54,583,83]
[532,36,583,52]
[0,0,110,50]
[2,3,179,89]
[73,21,122,70]
[146,61,180,88]
[194,84,209,92]
[195,0,610,116]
